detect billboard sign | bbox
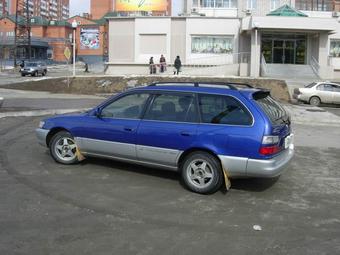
[80,28,100,50]
[115,0,167,12]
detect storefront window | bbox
[247,0,256,9]
[191,36,233,54]
[330,40,340,57]
[200,0,236,8]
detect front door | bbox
[76,93,150,159]
[137,92,199,167]
[273,40,284,63]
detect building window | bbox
[330,40,340,57]
[200,0,237,8]
[295,0,333,11]
[247,0,256,10]
[270,0,280,10]
[191,36,233,54]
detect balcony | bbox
[191,0,238,17]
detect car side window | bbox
[317,84,333,92]
[101,93,149,119]
[199,94,252,126]
[144,93,198,123]
[332,85,340,92]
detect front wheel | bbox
[181,152,223,194]
[49,131,79,165]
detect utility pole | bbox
[14,0,31,67]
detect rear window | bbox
[305,82,317,88]
[254,93,288,125]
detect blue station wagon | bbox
[36,82,294,194]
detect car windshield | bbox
[254,93,289,126]
[26,63,38,67]
[305,82,317,88]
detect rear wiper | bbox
[275,115,290,125]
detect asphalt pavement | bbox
[0,96,340,254]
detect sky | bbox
[69,0,184,17]
[70,0,90,16]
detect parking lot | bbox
[1,111,340,254]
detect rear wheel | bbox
[42,70,47,76]
[181,152,223,194]
[310,96,321,106]
[49,131,79,165]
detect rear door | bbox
[136,92,199,167]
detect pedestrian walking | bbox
[174,56,182,75]
[159,54,166,73]
[84,62,89,73]
[149,57,156,74]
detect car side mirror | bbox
[94,108,102,118]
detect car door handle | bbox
[124,127,134,132]
[180,132,192,137]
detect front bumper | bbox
[246,144,295,177]
[36,128,49,146]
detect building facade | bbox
[0,0,69,20]
[106,0,340,79]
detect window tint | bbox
[255,95,288,125]
[101,93,149,119]
[333,85,340,92]
[199,94,252,125]
[317,84,333,92]
[144,94,198,123]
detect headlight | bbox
[39,121,45,128]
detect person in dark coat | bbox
[174,56,181,75]
[149,57,156,74]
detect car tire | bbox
[42,70,47,76]
[181,152,223,194]
[21,73,25,77]
[310,96,321,106]
[49,131,79,165]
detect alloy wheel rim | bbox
[186,159,214,189]
[54,137,77,161]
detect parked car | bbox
[293,81,340,106]
[36,82,294,194]
[20,62,47,77]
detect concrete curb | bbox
[0,108,89,119]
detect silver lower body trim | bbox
[35,128,49,146]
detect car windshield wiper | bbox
[275,115,290,125]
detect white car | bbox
[293,82,340,106]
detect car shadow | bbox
[83,157,180,181]
[229,177,280,192]
[82,157,280,193]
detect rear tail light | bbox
[259,145,281,155]
[262,136,279,145]
[260,135,280,156]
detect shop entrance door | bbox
[273,40,295,64]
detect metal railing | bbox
[310,56,321,79]
[186,52,250,66]
[260,53,267,76]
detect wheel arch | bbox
[177,147,222,170]
[46,127,70,147]
[309,95,321,104]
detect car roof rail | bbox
[148,82,254,90]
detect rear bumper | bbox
[246,144,294,177]
[36,128,49,147]
[219,144,294,178]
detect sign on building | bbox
[80,28,100,50]
[115,0,167,12]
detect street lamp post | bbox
[72,20,78,77]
